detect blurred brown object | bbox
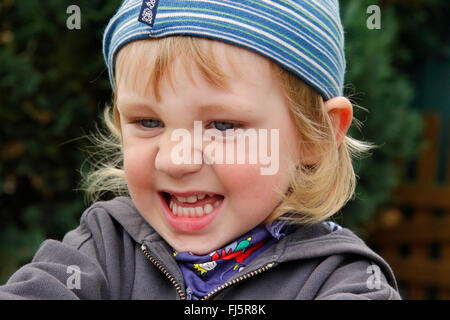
[367,113,450,299]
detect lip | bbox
[159,189,223,197]
[157,191,224,233]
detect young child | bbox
[0,0,401,300]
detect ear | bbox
[324,97,353,147]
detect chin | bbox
[178,241,214,255]
[169,235,226,255]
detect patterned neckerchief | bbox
[173,221,286,300]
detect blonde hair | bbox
[81,36,373,225]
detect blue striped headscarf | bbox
[103,0,346,100]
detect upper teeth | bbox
[174,193,210,203]
[168,193,223,217]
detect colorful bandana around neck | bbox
[173,221,286,300]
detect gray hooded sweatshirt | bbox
[0,197,401,300]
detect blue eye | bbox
[140,119,161,129]
[212,121,235,131]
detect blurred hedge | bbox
[0,0,122,283]
[0,0,434,283]
[339,0,423,230]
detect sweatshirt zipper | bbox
[141,243,276,300]
[201,262,275,300]
[140,244,186,300]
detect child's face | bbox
[116,41,301,254]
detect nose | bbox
[154,129,203,179]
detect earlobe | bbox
[324,97,353,147]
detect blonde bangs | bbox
[115,37,232,103]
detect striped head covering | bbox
[103,0,346,100]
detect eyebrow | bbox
[197,103,252,115]
[116,96,159,113]
[117,97,254,116]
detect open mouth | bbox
[160,191,224,218]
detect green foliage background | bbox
[2,0,446,283]
[0,0,122,283]
[338,0,423,229]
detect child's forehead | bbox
[114,38,277,99]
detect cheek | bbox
[217,163,284,211]
[122,139,155,189]
[214,126,298,217]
